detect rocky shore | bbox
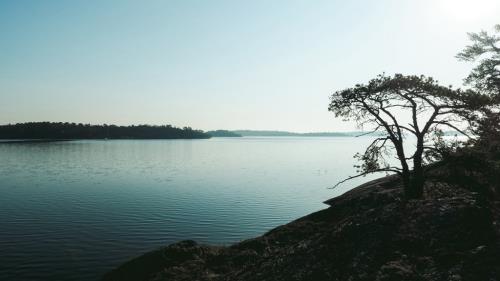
[102,175,500,281]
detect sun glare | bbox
[438,0,499,21]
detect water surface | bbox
[0,137,379,280]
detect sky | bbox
[1,0,499,132]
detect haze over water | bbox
[0,137,379,281]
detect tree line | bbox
[0,122,211,139]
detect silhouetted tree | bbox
[329,74,492,199]
[457,24,500,152]
[457,24,500,97]
[454,24,500,165]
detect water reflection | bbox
[0,137,380,281]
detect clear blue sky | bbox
[1,0,499,132]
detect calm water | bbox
[0,137,379,281]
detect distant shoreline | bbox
[229,130,380,137]
[0,139,73,144]
[0,122,211,140]
[0,123,461,140]
[0,136,363,144]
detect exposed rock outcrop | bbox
[102,176,500,281]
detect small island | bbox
[207,130,242,137]
[0,122,211,140]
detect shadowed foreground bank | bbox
[102,175,500,281]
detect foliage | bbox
[0,122,211,139]
[437,113,500,198]
[448,24,500,197]
[329,74,492,198]
[457,24,500,97]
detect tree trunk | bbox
[394,141,413,198]
[402,170,411,197]
[408,166,424,199]
[407,136,425,199]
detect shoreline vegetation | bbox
[0,139,72,144]
[0,122,211,140]
[0,122,426,140]
[0,122,463,141]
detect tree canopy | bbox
[329,74,492,199]
[457,24,500,97]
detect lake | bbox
[0,137,380,281]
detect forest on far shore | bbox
[0,122,211,140]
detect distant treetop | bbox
[0,122,211,140]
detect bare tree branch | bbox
[329,168,402,189]
[328,73,493,198]
[431,121,472,138]
[355,125,381,137]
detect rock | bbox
[376,260,414,281]
[102,177,500,281]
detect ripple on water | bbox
[0,138,381,281]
